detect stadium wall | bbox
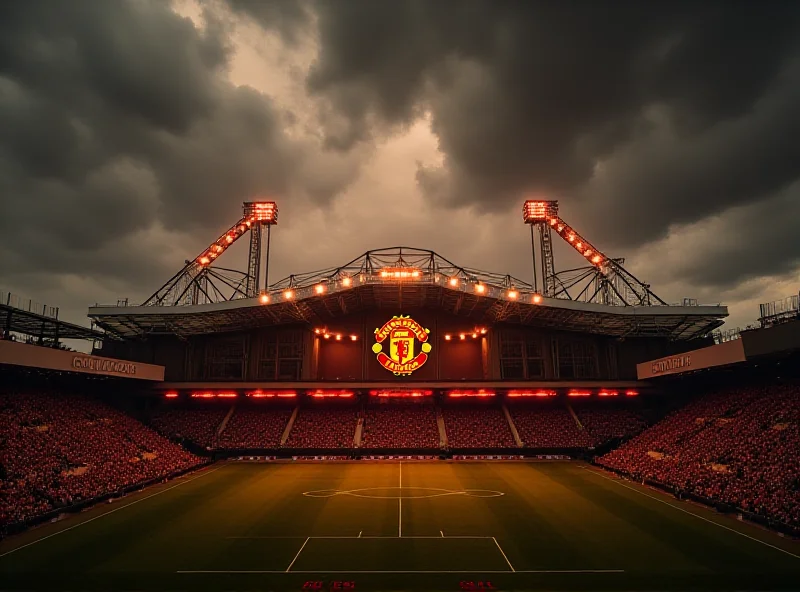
[98,308,700,384]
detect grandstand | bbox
[1,204,799,590]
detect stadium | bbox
[1,200,799,591]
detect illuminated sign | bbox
[651,355,691,375]
[72,355,137,376]
[372,315,432,375]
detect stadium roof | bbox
[1,296,104,341]
[89,267,727,340]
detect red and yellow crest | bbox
[372,315,432,375]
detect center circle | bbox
[302,487,505,499]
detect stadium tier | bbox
[361,404,440,449]
[283,406,359,449]
[0,391,203,529]
[598,384,800,529]
[217,407,294,449]
[441,404,517,448]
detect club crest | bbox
[372,315,432,375]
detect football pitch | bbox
[1,461,799,591]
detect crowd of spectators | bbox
[150,408,228,449]
[0,392,201,528]
[361,405,439,448]
[284,406,358,448]
[511,406,595,448]
[217,407,293,449]
[575,407,648,446]
[443,406,516,448]
[598,385,800,529]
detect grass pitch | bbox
[1,461,799,591]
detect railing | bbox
[1,290,59,319]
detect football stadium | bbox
[1,201,799,591]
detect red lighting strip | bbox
[447,390,496,398]
[247,391,297,398]
[507,391,556,398]
[567,391,591,397]
[625,390,639,397]
[369,390,432,398]
[598,391,618,397]
[309,390,354,398]
[217,392,238,398]
[191,392,215,398]
[164,392,179,398]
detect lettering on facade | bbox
[651,355,691,375]
[72,356,137,376]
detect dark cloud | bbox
[299,0,800,291]
[0,0,360,302]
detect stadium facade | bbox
[86,201,728,393]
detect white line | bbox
[584,467,800,561]
[0,465,223,558]
[398,460,402,538]
[358,530,362,538]
[285,537,310,572]
[178,569,623,574]
[440,530,444,537]
[492,537,515,572]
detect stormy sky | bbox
[1,0,799,338]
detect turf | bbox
[1,461,799,591]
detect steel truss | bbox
[143,202,277,306]
[144,201,665,308]
[524,200,666,306]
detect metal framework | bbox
[143,201,277,306]
[523,200,666,306]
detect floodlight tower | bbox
[522,200,559,296]
[243,201,278,296]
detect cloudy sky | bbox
[2,0,799,336]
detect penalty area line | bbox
[0,464,224,558]
[492,537,515,572]
[583,467,800,562]
[285,537,310,572]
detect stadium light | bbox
[314,284,325,295]
[310,390,353,398]
[507,289,518,300]
[444,334,452,341]
[449,277,459,287]
[260,293,269,304]
[350,335,358,341]
[507,390,556,398]
[448,390,495,398]
[283,289,294,300]
[341,276,352,287]
[532,293,542,304]
[475,283,486,294]
[459,333,466,340]
[247,390,296,398]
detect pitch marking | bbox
[303,487,505,499]
[584,467,800,561]
[0,465,223,558]
[178,569,624,574]
[493,537,515,572]
[285,537,310,572]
